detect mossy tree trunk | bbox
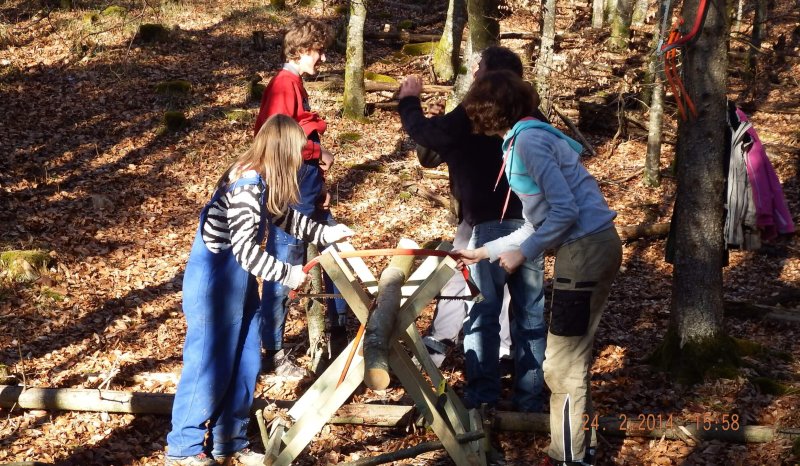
[631,0,649,27]
[343,0,367,120]
[536,0,557,114]
[642,0,673,187]
[659,0,731,382]
[432,0,467,83]
[609,0,635,50]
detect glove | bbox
[323,224,354,245]
[281,265,307,290]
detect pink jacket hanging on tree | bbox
[736,108,795,241]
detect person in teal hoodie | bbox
[454,70,622,466]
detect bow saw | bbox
[288,247,484,302]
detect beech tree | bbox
[343,0,367,119]
[536,0,557,113]
[652,0,735,382]
[432,0,467,82]
[643,0,674,187]
[448,0,500,109]
[609,0,635,50]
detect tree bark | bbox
[305,243,327,374]
[748,0,767,79]
[433,0,467,82]
[609,0,635,50]
[592,0,605,28]
[447,32,474,111]
[363,239,418,390]
[466,0,500,52]
[643,0,673,187]
[536,0,557,114]
[665,0,730,378]
[343,0,367,120]
[631,0,649,26]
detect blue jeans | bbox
[168,230,262,458]
[463,219,547,412]
[260,163,347,350]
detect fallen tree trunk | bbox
[365,30,542,43]
[363,239,419,390]
[340,431,485,466]
[2,387,796,443]
[305,77,451,94]
[617,222,670,240]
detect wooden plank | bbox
[388,342,482,466]
[334,242,379,295]
[468,409,489,466]
[318,248,372,323]
[401,324,470,432]
[287,334,365,420]
[263,419,285,466]
[395,257,457,331]
[273,356,366,466]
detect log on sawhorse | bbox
[259,242,487,466]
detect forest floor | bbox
[1,0,799,464]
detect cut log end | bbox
[364,368,391,391]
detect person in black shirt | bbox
[397,47,547,412]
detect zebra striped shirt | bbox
[201,173,326,284]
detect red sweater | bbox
[254,68,327,161]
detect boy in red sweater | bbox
[254,19,346,374]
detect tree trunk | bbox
[363,239,418,390]
[1,388,788,443]
[748,0,767,78]
[447,33,474,111]
[661,0,731,383]
[609,0,635,50]
[343,0,367,120]
[643,0,673,187]
[536,0,557,113]
[631,0,649,26]
[466,0,500,52]
[433,0,467,83]
[592,0,605,28]
[305,243,327,374]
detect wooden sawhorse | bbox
[261,243,487,466]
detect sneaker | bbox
[220,448,265,466]
[262,348,307,379]
[164,453,215,466]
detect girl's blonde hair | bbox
[217,114,306,215]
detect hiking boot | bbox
[262,348,307,379]
[164,453,215,466]
[219,448,265,466]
